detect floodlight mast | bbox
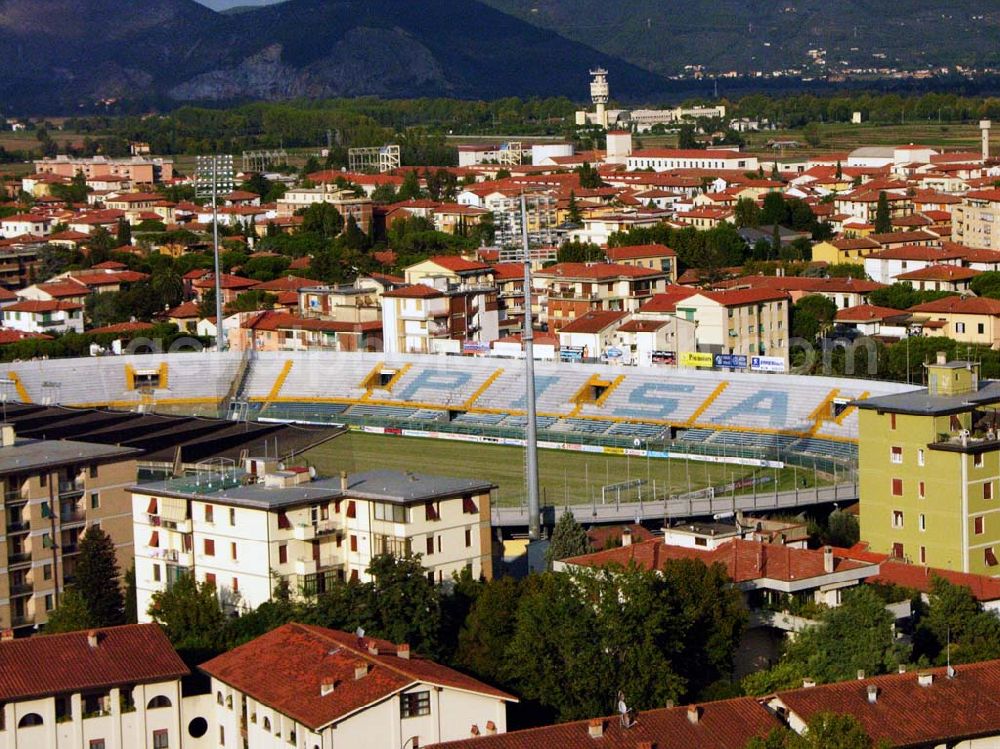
[196,155,233,352]
[520,194,541,541]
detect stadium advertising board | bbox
[751,356,786,373]
[560,346,585,362]
[651,350,676,365]
[463,341,491,354]
[680,352,713,368]
[714,354,748,369]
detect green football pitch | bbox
[295,431,829,508]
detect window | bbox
[230,542,237,560]
[346,501,357,519]
[891,478,903,496]
[891,542,904,559]
[89,465,98,479]
[956,322,966,333]
[918,449,925,467]
[153,564,161,582]
[976,516,985,535]
[976,453,985,468]
[89,741,106,749]
[152,730,169,749]
[232,577,239,592]
[425,502,440,521]
[277,511,291,530]
[204,539,215,556]
[890,446,902,464]
[263,717,271,731]
[205,573,216,587]
[43,564,52,581]
[90,492,100,509]
[462,496,478,514]
[219,726,225,745]
[374,503,407,523]
[920,546,926,564]
[919,481,926,499]
[892,510,904,528]
[890,413,897,430]
[919,514,926,531]
[229,508,236,526]
[437,535,442,553]
[400,691,431,718]
[987,547,999,567]
[204,504,214,523]
[979,323,986,335]
[350,535,358,552]
[147,696,172,709]
[426,536,434,555]
[18,713,43,728]
[44,594,53,611]
[465,528,472,548]
[987,482,994,500]
[278,544,287,564]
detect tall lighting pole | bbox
[519,195,541,542]
[195,154,234,352]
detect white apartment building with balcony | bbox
[130,461,495,620]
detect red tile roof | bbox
[869,230,939,245]
[435,696,779,749]
[715,275,884,294]
[638,286,699,313]
[868,245,964,261]
[4,300,82,313]
[241,311,371,334]
[424,255,492,273]
[251,275,316,292]
[200,624,513,731]
[564,537,874,585]
[909,296,1000,316]
[88,321,156,334]
[0,624,188,701]
[773,660,1000,748]
[538,262,665,280]
[604,243,677,261]
[835,304,907,323]
[558,309,628,334]
[896,264,979,282]
[0,328,51,344]
[36,279,89,298]
[695,288,790,307]
[191,273,258,290]
[382,284,445,299]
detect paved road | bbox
[493,482,857,527]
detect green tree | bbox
[792,294,838,339]
[456,576,524,686]
[772,223,783,257]
[915,576,1000,664]
[824,509,860,548]
[197,289,218,320]
[365,554,443,658]
[397,171,424,201]
[970,271,1000,299]
[546,512,592,565]
[761,192,786,227]
[151,268,185,310]
[124,564,138,624]
[75,526,125,627]
[874,192,892,234]
[788,712,885,749]
[567,191,582,225]
[116,218,132,246]
[370,183,399,203]
[557,241,602,263]
[228,290,277,313]
[340,215,369,251]
[678,125,700,149]
[149,573,224,651]
[44,587,94,634]
[576,162,605,189]
[300,203,344,238]
[735,197,762,228]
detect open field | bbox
[294,431,828,508]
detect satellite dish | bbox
[355,627,365,639]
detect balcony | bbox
[10,615,32,628]
[293,524,316,542]
[315,520,339,537]
[6,519,28,533]
[930,430,1000,454]
[295,558,317,576]
[9,583,31,596]
[62,543,79,555]
[7,551,31,565]
[58,479,85,497]
[60,509,86,525]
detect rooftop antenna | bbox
[520,194,541,544]
[946,626,955,678]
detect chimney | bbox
[0,424,15,448]
[340,470,348,492]
[665,699,674,709]
[87,630,99,649]
[354,661,369,680]
[867,685,878,704]
[621,527,633,547]
[320,679,336,697]
[936,351,947,366]
[918,671,934,687]
[485,721,497,735]
[367,641,379,656]
[470,725,480,737]
[397,643,410,660]
[898,664,907,674]
[0,629,13,642]
[687,705,701,724]
[637,743,656,749]
[802,678,816,689]
[857,670,865,680]
[823,546,834,574]
[588,719,605,739]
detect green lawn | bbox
[294,431,826,508]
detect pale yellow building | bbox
[674,288,790,365]
[908,296,1000,347]
[953,188,1000,250]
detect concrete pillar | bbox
[982,120,992,161]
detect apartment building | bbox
[1,300,84,335]
[275,186,373,232]
[907,296,1000,347]
[674,289,790,365]
[858,355,1000,573]
[626,148,759,172]
[381,282,498,356]
[130,461,495,620]
[0,624,194,749]
[535,262,668,332]
[953,188,1000,250]
[0,425,139,633]
[200,623,514,749]
[603,244,677,281]
[32,155,174,184]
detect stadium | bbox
[2,351,917,520]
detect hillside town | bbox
[8,66,1000,749]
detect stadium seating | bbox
[260,402,348,423]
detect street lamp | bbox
[195,154,235,352]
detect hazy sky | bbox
[196,0,284,10]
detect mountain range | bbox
[0,0,665,110]
[4,0,1000,112]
